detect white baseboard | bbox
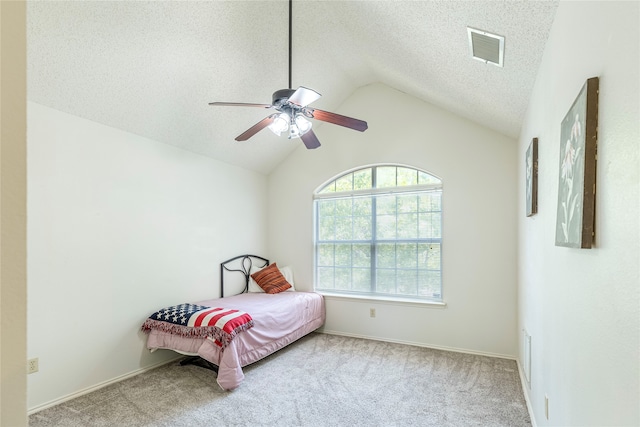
[318,328,517,360]
[27,356,182,415]
[516,358,537,427]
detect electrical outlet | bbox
[370,308,376,318]
[544,394,549,420]
[28,358,39,374]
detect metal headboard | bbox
[219,254,269,298]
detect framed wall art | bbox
[526,138,538,217]
[555,77,599,248]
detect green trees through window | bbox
[314,165,443,301]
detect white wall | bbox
[27,102,268,410]
[268,83,518,358]
[0,2,28,425]
[517,2,639,426]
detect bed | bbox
[141,254,325,390]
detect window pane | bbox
[318,199,336,216]
[376,214,396,239]
[353,197,372,240]
[429,272,442,298]
[352,244,371,267]
[376,195,396,215]
[417,243,429,269]
[418,213,433,238]
[376,268,396,293]
[418,212,442,239]
[335,174,353,192]
[397,213,418,239]
[397,269,418,295]
[353,169,372,190]
[432,213,442,237]
[397,167,418,186]
[418,171,441,185]
[317,244,335,266]
[397,243,417,268]
[418,270,441,298]
[317,267,334,289]
[376,243,396,268]
[433,193,442,210]
[352,268,371,292]
[335,219,352,240]
[376,166,396,188]
[397,194,418,213]
[335,199,352,216]
[426,243,441,270]
[335,244,352,266]
[353,216,372,240]
[318,216,335,240]
[353,197,372,216]
[418,193,441,212]
[418,213,442,239]
[335,267,352,290]
[318,182,336,194]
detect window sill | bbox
[318,292,447,309]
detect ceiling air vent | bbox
[467,27,505,67]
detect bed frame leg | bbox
[179,356,219,373]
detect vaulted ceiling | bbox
[27,1,559,174]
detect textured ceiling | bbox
[27,0,559,174]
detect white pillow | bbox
[248,264,295,292]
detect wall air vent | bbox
[467,27,505,67]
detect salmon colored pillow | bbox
[250,263,292,294]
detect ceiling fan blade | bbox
[287,86,322,107]
[310,109,368,132]
[235,115,277,141]
[300,129,321,149]
[209,102,272,108]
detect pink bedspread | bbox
[145,291,325,390]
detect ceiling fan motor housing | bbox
[272,88,296,105]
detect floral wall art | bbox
[555,77,599,248]
[526,138,538,216]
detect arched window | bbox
[313,165,442,301]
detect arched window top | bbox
[316,165,441,196]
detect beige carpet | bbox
[29,333,530,426]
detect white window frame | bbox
[313,164,443,303]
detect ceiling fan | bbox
[208,0,368,150]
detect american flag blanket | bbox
[141,303,254,349]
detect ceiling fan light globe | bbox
[268,113,289,136]
[295,115,312,135]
